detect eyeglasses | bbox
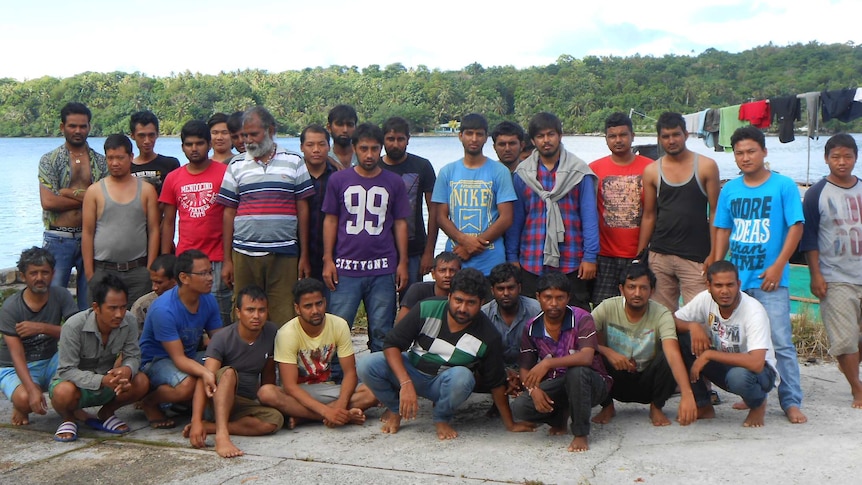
[187,270,214,278]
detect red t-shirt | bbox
[589,155,653,259]
[160,161,228,261]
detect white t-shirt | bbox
[675,290,777,374]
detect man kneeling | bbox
[50,275,149,441]
[512,272,611,452]
[675,261,777,427]
[259,278,377,427]
[357,268,535,440]
[184,285,282,457]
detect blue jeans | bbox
[43,232,88,311]
[328,273,396,352]
[407,255,422,287]
[700,360,776,409]
[357,352,476,423]
[745,287,802,411]
[210,261,233,326]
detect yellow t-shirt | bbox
[274,314,354,384]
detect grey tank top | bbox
[94,178,148,262]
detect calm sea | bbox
[1,133,858,269]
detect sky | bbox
[1,0,858,80]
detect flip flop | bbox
[54,421,78,442]
[85,415,129,434]
[149,418,177,429]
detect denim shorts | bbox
[0,354,59,399]
[142,351,205,389]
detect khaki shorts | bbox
[819,283,862,356]
[648,251,706,312]
[205,367,284,429]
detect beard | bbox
[333,135,352,148]
[246,133,275,159]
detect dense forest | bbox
[1,41,860,137]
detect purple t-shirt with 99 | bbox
[322,168,410,277]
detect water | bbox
[1,133,859,269]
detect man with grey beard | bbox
[217,107,315,326]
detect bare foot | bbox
[852,388,862,409]
[649,404,671,426]
[697,404,715,419]
[348,408,366,425]
[380,412,402,434]
[548,426,568,436]
[742,400,767,427]
[567,436,589,452]
[435,422,458,440]
[287,417,309,430]
[379,409,392,423]
[182,423,192,438]
[215,434,244,458]
[732,400,749,410]
[785,406,807,424]
[11,409,30,426]
[591,404,616,424]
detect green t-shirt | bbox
[591,297,676,372]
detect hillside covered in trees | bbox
[1,41,859,137]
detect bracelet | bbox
[526,387,534,396]
[72,188,86,197]
[400,379,412,386]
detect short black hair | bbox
[656,112,686,134]
[207,112,229,129]
[129,110,159,134]
[434,251,461,268]
[707,260,739,283]
[487,263,520,286]
[104,134,133,154]
[300,124,330,145]
[175,249,209,286]
[61,102,91,123]
[17,246,55,273]
[292,278,326,302]
[605,112,633,134]
[149,254,177,279]
[449,268,488,301]
[227,111,245,134]
[460,113,488,133]
[730,126,766,150]
[328,104,358,124]
[825,133,858,158]
[382,117,410,137]
[620,262,656,289]
[491,121,525,143]
[528,112,563,139]
[536,271,570,295]
[352,122,384,147]
[181,119,211,143]
[236,285,267,309]
[91,273,128,305]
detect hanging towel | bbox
[718,105,749,152]
[799,92,820,139]
[821,88,862,123]
[854,88,862,102]
[703,109,720,149]
[739,100,771,128]
[683,113,699,133]
[769,95,801,143]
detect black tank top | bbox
[650,155,710,262]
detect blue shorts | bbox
[0,354,59,400]
[142,351,205,389]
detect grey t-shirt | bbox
[0,287,77,366]
[205,322,277,400]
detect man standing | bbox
[139,250,223,429]
[258,278,377,427]
[589,112,654,304]
[358,268,535,440]
[396,251,461,322]
[0,247,77,425]
[591,264,697,426]
[38,102,107,311]
[227,111,246,155]
[161,120,231,326]
[184,285,283,458]
[129,111,180,195]
[491,121,526,172]
[640,112,720,312]
[675,261,778,427]
[712,126,806,424]
[327,104,358,168]
[130,254,177,328]
[511,272,610,452]
[82,134,160,308]
[49,274,150,441]
[379,116,438,285]
[322,123,410,352]
[801,134,862,408]
[208,113,235,163]
[506,112,599,310]
[218,107,315,325]
[432,113,516,276]
[482,262,541,368]
[299,124,342,282]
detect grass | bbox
[792,303,830,362]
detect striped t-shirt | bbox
[217,148,315,256]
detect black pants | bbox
[512,367,608,437]
[520,269,591,312]
[601,351,676,408]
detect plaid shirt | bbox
[506,161,599,274]
[38,144,107,228]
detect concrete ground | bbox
[0,341,858,485]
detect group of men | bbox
[2,99,859,456]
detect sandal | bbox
[85,415,130,434]
[54,421,78,442]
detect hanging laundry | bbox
[769,95,801,143]
[821,88,862,123]
[739,100,771,128]
[854,88,862,102]
[799,92,820,139]
[702,108,721,150]
[683,112,699,133]
[718,105,749,152]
